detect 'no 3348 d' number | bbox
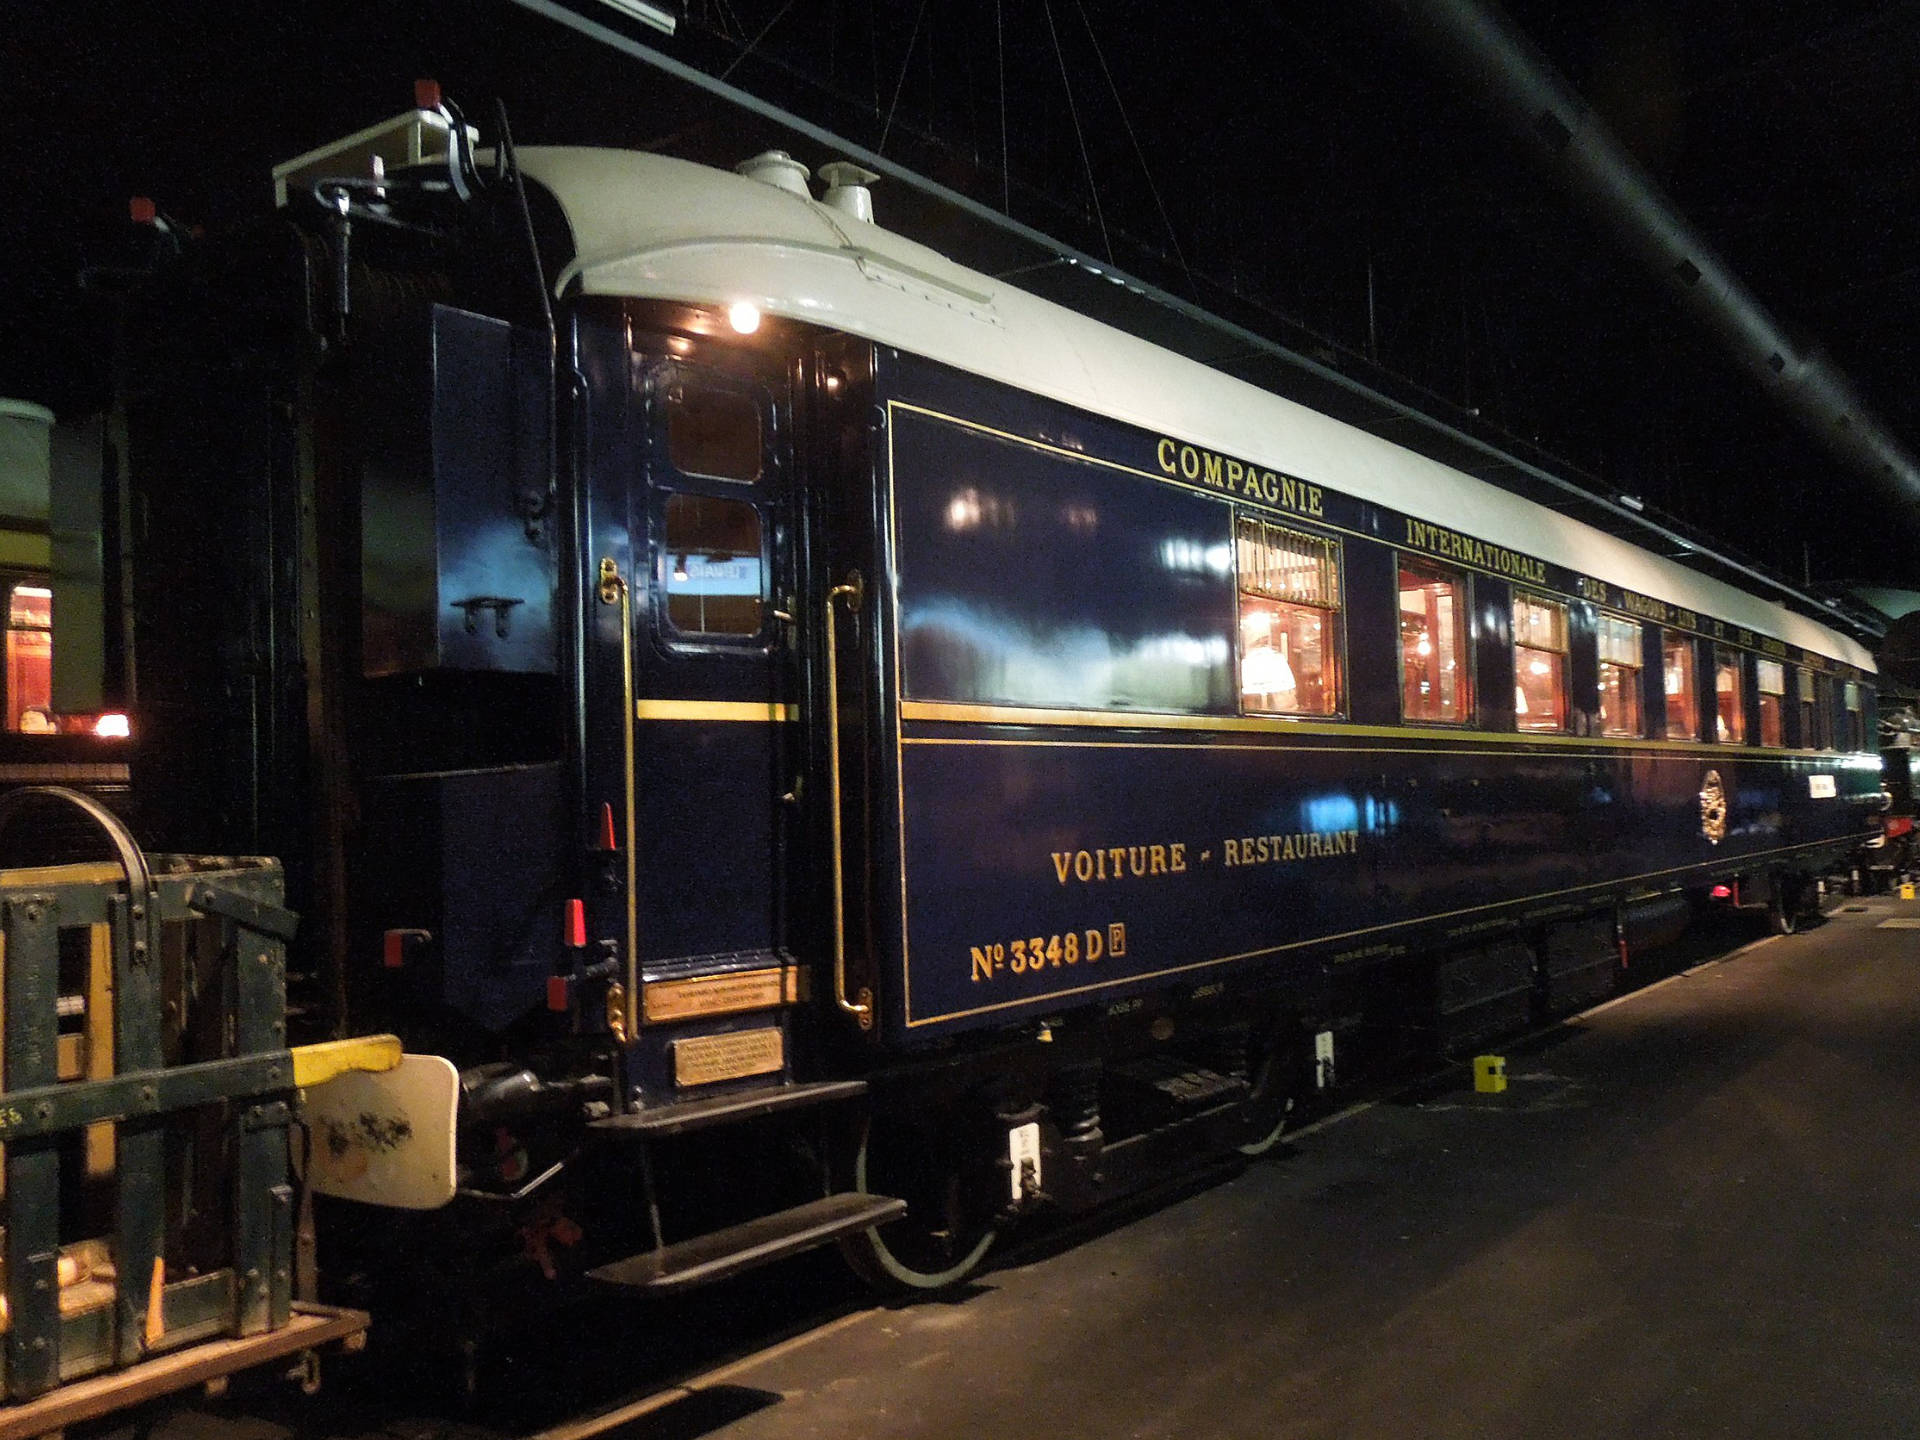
[970,924,1127,983]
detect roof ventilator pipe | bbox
[818,162,880,224]
[1382,0,1920,509]
[734,150,811,197]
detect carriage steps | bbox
[587,1078,869,1139]
[587,1192,907,1292]
[585,1079,903,1292]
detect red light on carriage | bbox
[1709,884,1732,900]
[596,803,618,851]
[565,898,587,949]
[414,78,443,112]
[547,975,571,1012]
[129,197,156,225]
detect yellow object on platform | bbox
[1473,1054,1507,1094]
[1901,882,1915,901]
[290,1034,403,1088]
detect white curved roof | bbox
[518,146,1874,671]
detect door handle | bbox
[823,571,873,1031]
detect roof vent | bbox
[735,150,811,198]
[818,161,880,224]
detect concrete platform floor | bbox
[610,895,1920,1440]
[135,894,1920,1440]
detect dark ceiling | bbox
[6,0,1917,594]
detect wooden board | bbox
[0,1304,367,1440]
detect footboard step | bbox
[587,1080,869,1140]
[587,1193,908,1292]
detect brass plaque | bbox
[673,1027,785,1088]
[644,966,801,1023]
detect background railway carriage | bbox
[109,98,1882,1312]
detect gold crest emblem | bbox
[1698,769,1728,845]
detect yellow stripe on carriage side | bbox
[897,699,1871,762]
[635,700,799,723]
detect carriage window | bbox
[1398,559,1469,724]
[1237,517,1342,715]
[6,583,51,733]
[1713,648,1745,744]
[1844,680,1865,751]
[1662,631,1699,740]
[1756,659,1786,747]
[1512,592,1568,732]
[666,384,762,483]
[1799,668,1834,749]
[660,494,764,636]
[1597,615,1643,738]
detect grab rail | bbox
[823,572,872,1031]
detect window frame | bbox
[1799,667,1835,750]
[1755,657,1786,748]
[1394,554,1474,727]
[1234,514,1347,719]
[1661,629,1702,742]
[1712,646,1746,745]
[1595,611,1645,739]
[662,374,766,486]
[646,365,781,656]
[652,489,772,646]
[1511,589,1571,734]
[3,576,52,735]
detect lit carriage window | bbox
[1843,680,1865,751]
[1237,517,1341,715]
[1756,658,1786,747]
[1597,614,1643,738]
[1512,592,1568,732]
[1713,647,1745,744]
[1398,558,1469,724]
[6,583,52,734]
[666,383,762,483]
[1662,631,1699,740]
[660,494,764,636]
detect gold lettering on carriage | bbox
[1222,829,1360,866]
[1403,519,1549,586]
[1050,843,1188,884]
[1155,439,1324,518]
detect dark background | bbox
[5,1,1915,590]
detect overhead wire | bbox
[878,0,933,153]
[997,0,1009,214]
[718,0,799,82]
[1071,0,1193,293]
[1040,0,1111,262]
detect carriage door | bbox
[629,360,796,1052]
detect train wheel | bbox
[1234,1025,1299,1158]
[1768,872,1807,935]
[838,1106,1000,1292]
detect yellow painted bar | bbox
[290,1034,403,1088]
[635,699,798,722]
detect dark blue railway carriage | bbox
[116,99,1881,1307]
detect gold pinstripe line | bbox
[896,698,1873,762]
